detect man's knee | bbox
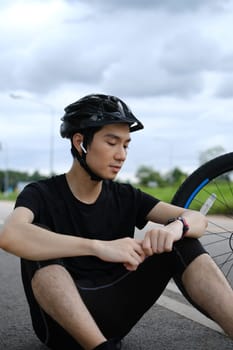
[32,264,67,294]
[182,253,215,277]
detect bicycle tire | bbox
[172,152,233,290]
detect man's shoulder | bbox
[22,174,65,197]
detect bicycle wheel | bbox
[172,152,233,289]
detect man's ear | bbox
[72,133,84,154]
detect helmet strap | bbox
[71,145,103,182]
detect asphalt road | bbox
[0,201,233,349]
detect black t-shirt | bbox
[15,175,159,285]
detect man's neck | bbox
[65,163,103,204]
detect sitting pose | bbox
[1,94,233,350]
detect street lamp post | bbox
[0,141,9,194]
[10,93,55,176]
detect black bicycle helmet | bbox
[60,94,144,138]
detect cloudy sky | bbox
[1,0,233,181]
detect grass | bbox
[182,181,233,215]
[0,192,17,202]
[138,181,233,215]
[136,185,178,203]
[1,182,232,215]
[0,185,179,204]
[142,182,233,215]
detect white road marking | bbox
[158,282,223,334]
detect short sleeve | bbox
[134,187,160,229]
[15,183,43,221]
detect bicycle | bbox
[171,152,233,293]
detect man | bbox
[0,94,233,350]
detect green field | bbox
[1,182,232,215]
[176,182,233,214]
[0,192,17,202]
[137,185,178,203]
[139,181,233,214]
[0,186,178,204]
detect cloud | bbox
[215,72,233,98]
[14,33,113,93]
[103,60,203,98]
[1,0,232,100]
[160,31,219,74]
[76,0,230,13]
[1,0,233,178]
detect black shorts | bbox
[21,238,207,350]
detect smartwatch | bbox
[167,216,189,238]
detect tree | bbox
[165,167,187,186]
[135,165,166,187]
[199,146,225,165]
[0,169,49,193]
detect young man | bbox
[0,94,233,350]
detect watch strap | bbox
[167,216,189,238]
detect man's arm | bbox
[0,206,145,270]
[147,201,207,237]
[0,206,98,260]
[141,201,208,256]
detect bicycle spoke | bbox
[212,251,233,261]
[203,237,230,247]
[225,260,233,279]
[217,254,233,277]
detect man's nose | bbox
[115,146,127,161]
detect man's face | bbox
[86,123,131,180]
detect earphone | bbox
[80,142,87,154]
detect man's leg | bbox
[25,252,174,349]
[181,253,233,338]
[31,264,107,350]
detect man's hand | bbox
[142,221,183,256]
[93,237,146,271]
[93,221,183,271]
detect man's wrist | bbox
[90,239,102,257]
[166,216,189,238]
